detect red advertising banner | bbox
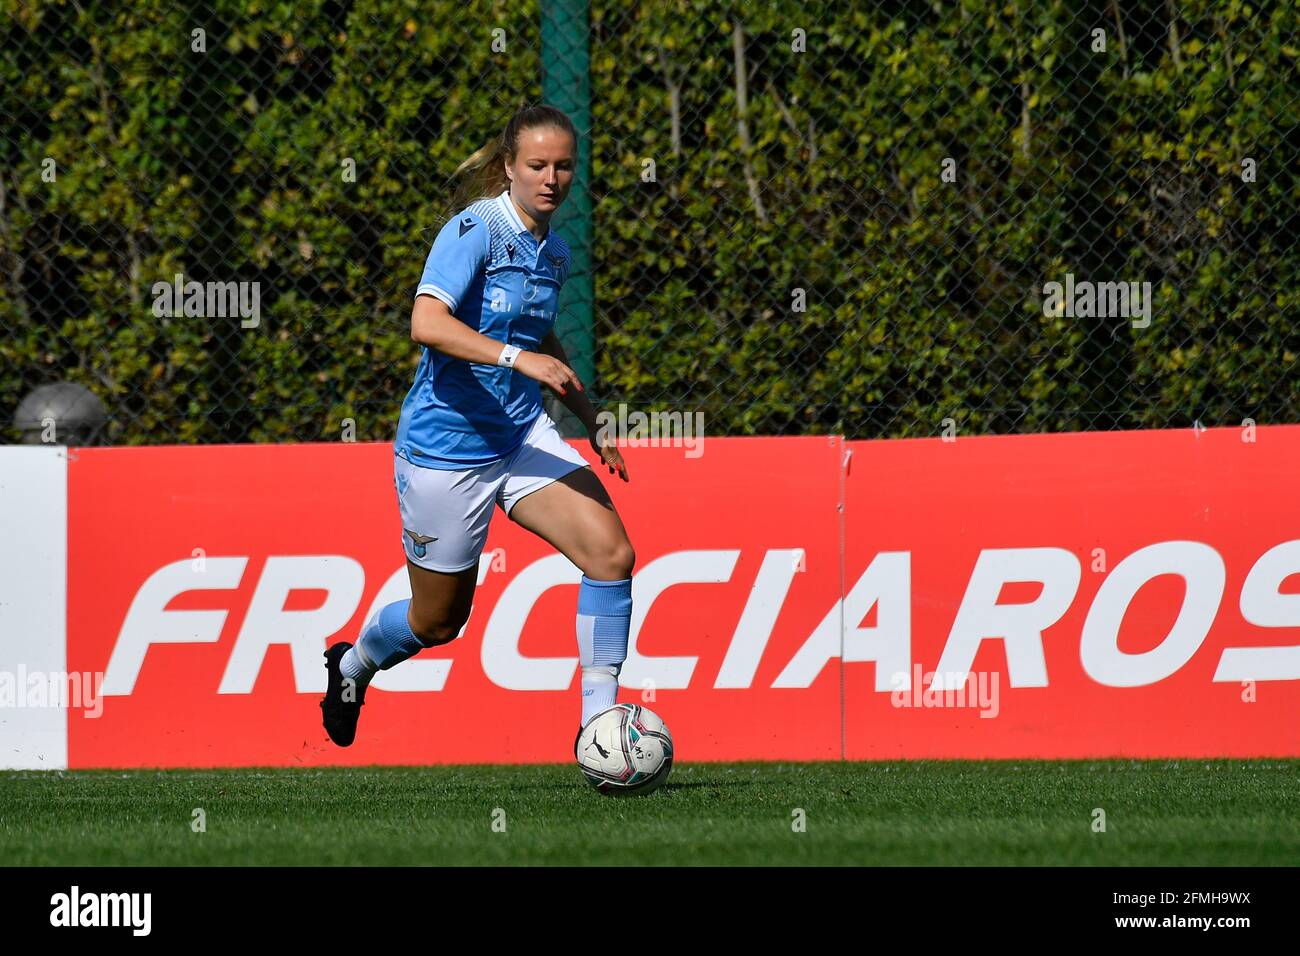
[67,437,843,767]
[65,426,1300,767]
[843,425,1300,758]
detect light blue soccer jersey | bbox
[395,190,573,468]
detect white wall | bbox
[0,446,68,769]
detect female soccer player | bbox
[320,104,634,754]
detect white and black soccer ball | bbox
[575,703,673,796]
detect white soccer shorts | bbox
[394,411,590,572]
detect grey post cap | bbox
[13,382,108,446]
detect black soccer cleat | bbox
[320,642,366,747]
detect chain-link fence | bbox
[2,0,1297,446]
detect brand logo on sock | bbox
[403,528,437,558]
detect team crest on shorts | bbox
[404,528,437,558]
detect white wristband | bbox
[497,344,522,369]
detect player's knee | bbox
[587,539,635,580]
[410,618,464,648]
[618,541,636,577]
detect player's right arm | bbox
[412,297,583,397]
[410,213,582,396]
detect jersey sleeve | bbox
[415,210,490,313]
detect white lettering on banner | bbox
[622,550,740,689]
[1217,540,1300,681]
[773,551,910,690]
[1081,541,1225,687]
[103,542,1300,696]
[481,553,581,690]
[103,557,248,695]
[933,548,1081,690]
[219,556,365,694]
[715,549,803,688]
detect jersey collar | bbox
[498,190,550,244]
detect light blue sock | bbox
[341,599,423,689]
[576,576,632,726]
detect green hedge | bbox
[1,0,1296,443]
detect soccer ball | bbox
[575,703,674,796]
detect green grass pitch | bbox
[2,760,1297,865]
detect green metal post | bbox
[541,0,594,437]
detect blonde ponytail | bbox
[448,137,510,216]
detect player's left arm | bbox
[538,329,628,482]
